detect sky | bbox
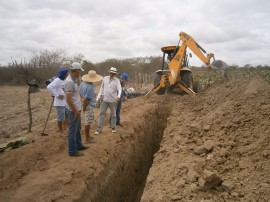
[0,0,269,67]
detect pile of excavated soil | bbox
[0,76,269,202]
[141,76,270,202]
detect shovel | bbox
[41,97,54,136]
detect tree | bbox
[63,53,85,66]
[244,64,252,68]
[29,49,66,83]
[29,49,66,69]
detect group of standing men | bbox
[47,62,128,157]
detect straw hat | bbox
[82,70,103,83]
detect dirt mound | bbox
[141,76,270,201]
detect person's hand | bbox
[58,95,64,99]
[75,110,80,119]
[124,96,128,101]
[96,101,100,108]
[116,97,120,102]
[97,96,103,103]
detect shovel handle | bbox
[41,98,54,135]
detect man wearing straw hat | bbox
[95,67,122,135]
[80,70,103,143]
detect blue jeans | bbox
[97,101,117,131]
[66,109,84,155]
[110,98,122,124]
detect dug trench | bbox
[76,97,171,202]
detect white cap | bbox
[71,62,84,71]
[108,67,117,74]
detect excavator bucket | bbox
[210,60,228,69]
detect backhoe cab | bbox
[145,31,216,100]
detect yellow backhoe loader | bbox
[145,31,217,100]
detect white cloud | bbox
[0,0,270,66]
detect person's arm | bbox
[116,79,122,102]
[59,80,66,100]
[123,88,128,101]
[79,88,88,112]
[66,92,80,119]
[79,86,85,104]
[65,81,80,119]
[82,99,88,111]
[97,78,105,101]
[47,79,64,99]
[47,80,57,97]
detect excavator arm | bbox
[144,31,215,100]
[179,32,215,66]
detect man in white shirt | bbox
[95,67,122,134]
[47,67,69,134]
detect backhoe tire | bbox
[193,80,203,93]
[154,73,166,95]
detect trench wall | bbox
[76,99,170,202]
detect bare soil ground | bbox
[142,76,270,202]
[0,76,270,202]
[0,83,152,202]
